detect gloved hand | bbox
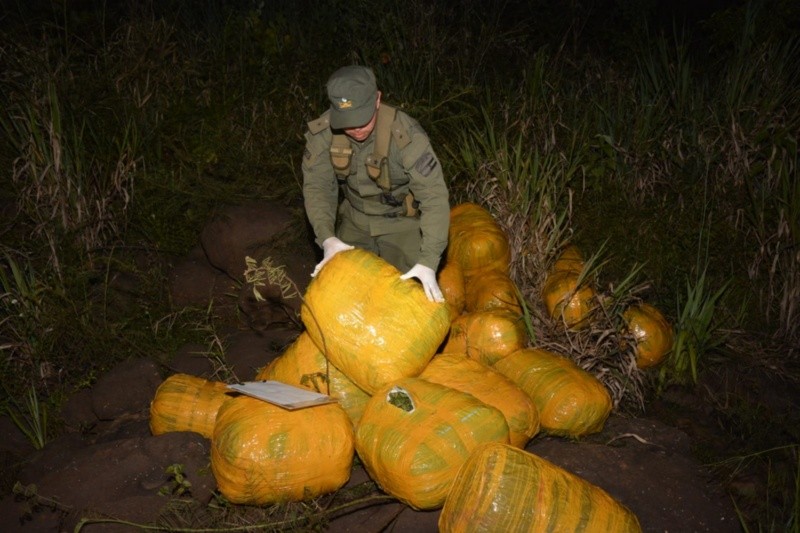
[400,263,444,303]
[311,237,354,277]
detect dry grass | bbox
[2,75,139,278]
[454,110,653,410]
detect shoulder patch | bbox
[307,114,330,135]
[413,152,438,177]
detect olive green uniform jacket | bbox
[302,106,450,271]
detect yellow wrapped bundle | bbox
[355,377,510,510]
[254,332,371,426]
[447,203,511,280]
[494,348,612,437]
[442,309,527,366]
[420,353,540,447]
[465,269,522,315]
[542,270,596,330]
[623,303,674,369]
[149,373,230,439]
[302,249,451,394]
[552,244,585,274]
[437,260,466,317]
[439,442,642,533]
[211,395,354,505]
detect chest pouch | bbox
[330,134,353,179]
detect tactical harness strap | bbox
[364,105,395,192]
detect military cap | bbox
[326,66,378,129]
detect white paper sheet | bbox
[227,380,337,410]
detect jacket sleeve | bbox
[400,117,450,271]
[302,127,338,248]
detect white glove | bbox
[400,263,444,303]
[311,237,354,277]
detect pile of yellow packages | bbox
[149,202,645,530]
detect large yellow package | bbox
[419,353,540,447]
[447,203,510,280]
[301,249,451,394]
[439,442,642,533]
[542,269,596,330]
[437,260,466,317]
[442,309,527,366]
[254,331,370,426]
[464,269,522,316]
[552,244,585,274]
[149,373,230,439]
[623,302,674,369]
[355,377,509,510]
[494,348,612,437]
[211,395,353,505]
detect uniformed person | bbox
[302,65,450,302]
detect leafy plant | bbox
[0,253,64,394]
[2,384,48,450]
[0,254,47,364]
[12,481,71,519]
[159,463,193,497]
[660,269,730,388]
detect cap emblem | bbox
[337,98,353,109]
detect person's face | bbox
[343,92,381,142]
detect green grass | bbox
[2,384,48,449]
[714,445,800,532]
[660,269,731,389]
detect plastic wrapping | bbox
[355,377,509,510]
[439,442,642,533]
[464,269,522,316]
[254,331,370,425]
[442,309,527,366]
[301,249,451,394]
[437,260,466,317]
[420,353,539,447]
[494,348,612,437]
[447,203,510,280]
[552,244,585,274]
[149,373,230,439]
[623,303,674,368]
[542,270,596,329]
[211,395,354,505]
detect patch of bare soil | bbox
[0,362,740,533]
[0,201,759,532]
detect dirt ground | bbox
[0,201,772,532]
[0,361,740,532]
